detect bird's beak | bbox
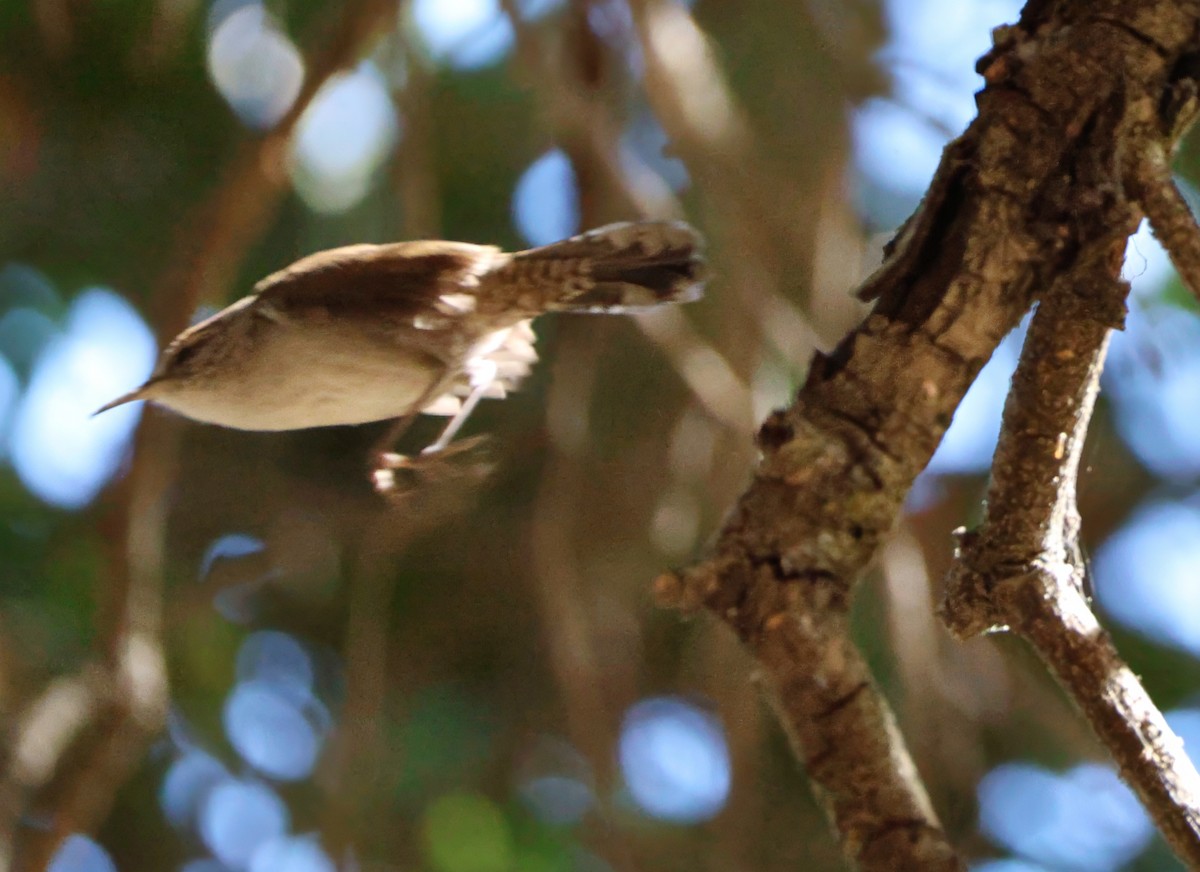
[93,385,149,417]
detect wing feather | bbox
[253,241,503,320]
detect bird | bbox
[98,221,706,480]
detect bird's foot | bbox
[371,435,493,497]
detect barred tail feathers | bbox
[508,221,706,313]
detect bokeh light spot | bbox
[650,485,701,556]
[179,859,233,872]
[0,308,58,379]
[515,735,594,826]
[236,630,313,692]
[47,835,117,872]
[0,262,60,311]
[977,761,1151,871]
[1094,501,1200,653]
[519,776,594,826]
[10,288,155,509]
[161,750,228,830]
[224,679,327,781]
[208,3,304,129]
[1122,220,1175,301]
[852,97,945,201]
[924,315,1027,477]
[249,834,336,872]
[0,355,20,455]
[515,0,566,20]
[291,64,400,214]
[200,533,277,624]
[1167,708,1200,766]
[0,262,61,378]
[411,0,515,70]
[618,696,730,823]
[621,114,689,191]
[201,534,267,580]
[1105,304,1200,480]
[971,861,1052,872]
[199,778,290,868]
[513,149,580,247]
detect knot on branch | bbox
[940,538,1084,641]
[941,531,1008,639]
[652,561,721,613]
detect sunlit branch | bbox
[654,2,1200,869]
[1130,142,1200,307]
[942,264,1200,865]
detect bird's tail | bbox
[500,221,706,314]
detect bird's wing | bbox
[252,241,504,322]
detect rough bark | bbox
[657,2,1200,868]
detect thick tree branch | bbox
[657,1,1200,867]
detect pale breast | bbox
[159,319,449,431]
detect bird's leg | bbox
[423,359,498,455]
[372,362,499,496]
[371,410,420,464]
[370,376,449,470]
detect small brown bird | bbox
[99,221,705,471]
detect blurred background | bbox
[3,0,1200,870]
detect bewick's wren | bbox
[99,221,705,470]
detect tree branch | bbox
[1130,141,1200,304]
[656,2,1200,867]
[943,260,1200,864]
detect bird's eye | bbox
[172,341,200,368]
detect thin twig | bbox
[941,266,1200,865]
[320,477,487,861]
[498,7,648,868]
[391,46,442,240]
[626,0,849,348]
[1130,141,1200,305]
[498,0,757,435]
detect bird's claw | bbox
[371,436,493,497]
[375,451,417,471]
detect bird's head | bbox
[94,315,225,416]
